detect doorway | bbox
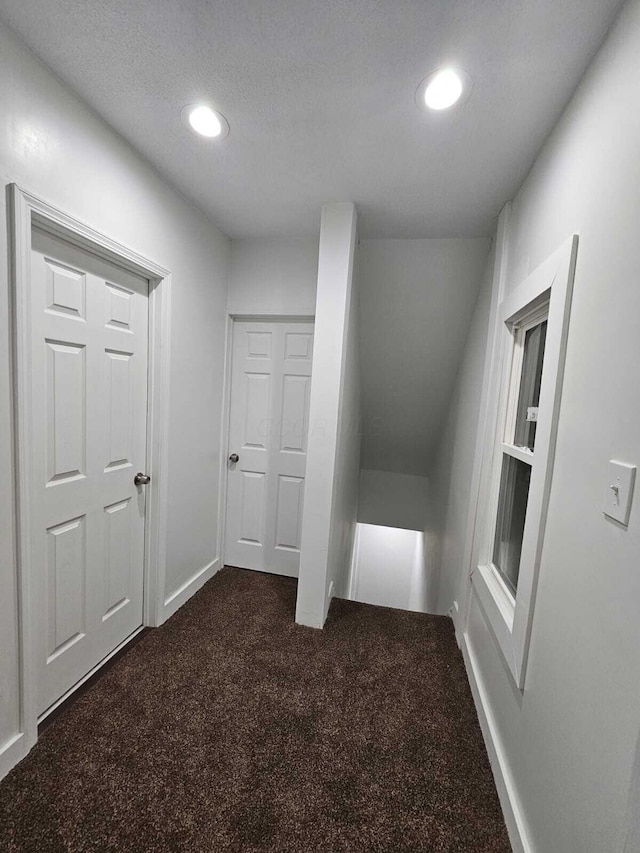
[9,186,171,774]
[30,227,150,714]
[224,318,314,577]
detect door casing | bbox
[218,314,315,573]
[6,184,172,777]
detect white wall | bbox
[347,524,426,612]
[326,241,362,600]
[295,203,359,627]
[358,238,489,476]
[0,23,229,766]
[227,237,318,315]
[431,2,640,849]
[358,469,428,532]
[624,733,640,852]
[427,248,495,614]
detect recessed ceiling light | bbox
[416,68,472,112]
[182,104,229,139]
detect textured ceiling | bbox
[0,0,624,238]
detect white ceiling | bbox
[0,0,624,239]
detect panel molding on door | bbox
[224,320,314,577]
[45,515,87,662]
[31,228,149,715]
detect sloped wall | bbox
[358,238,489,476]
[358,470,428,532]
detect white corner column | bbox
[295,203,357,628]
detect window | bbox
[472,236,578,688]
[492,307,548,596]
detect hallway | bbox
[0,568,508,852]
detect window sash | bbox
[492,452,533,597]
[488,306,548,597]
[502,305,549,450]
[501,442,533,466]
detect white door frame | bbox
[7,184,172,773]
[218,313,315,569]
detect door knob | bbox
[134,472,151,486]
[229,453,239,464]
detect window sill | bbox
[472,562,519,685]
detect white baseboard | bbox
[295,608,325,629]
[460,631,533,853]
[324,580,335,621]
[0,732,28,783]
[162,557,220,622]
[448,600,462,647]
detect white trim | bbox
[220,314,315,570]
[229,312,315,322]
[460,627,534,853]
[499,263,555,328]
[217,314,235,577]
[0,733,27,782]
[294,609,324,629]
[501,443,534,467]
[510,237,578,682]
[162,558,221,621]
[472,564,516,674]
[9,185,38,769]
[324,580,335,622]
[145,261,172,627]
[501,305,548,448]
[347,522,362,600]
[449,599,462,647]
[7,184,171,780]
[473,235,578,688]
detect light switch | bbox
[603,460,636,526]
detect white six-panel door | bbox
[224,321,314,577]
[30,227,149,714]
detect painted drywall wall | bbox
[0,22,229,764]
[431,2,640,849]
[227,237,318,315]
[623,731,640,853]
[354,469,430,611]
[295,203,359,627]
[426,248,495,614]
[358,238,489,477]
[358,469,428,532]
[325,241,362,601]
[347,524,426,612]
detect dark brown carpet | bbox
[0,567,510,852]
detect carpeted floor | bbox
[0,567,510,852]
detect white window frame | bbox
[471,235,578,688]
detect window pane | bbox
[492,454,531,595]
[514,320,547,450]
